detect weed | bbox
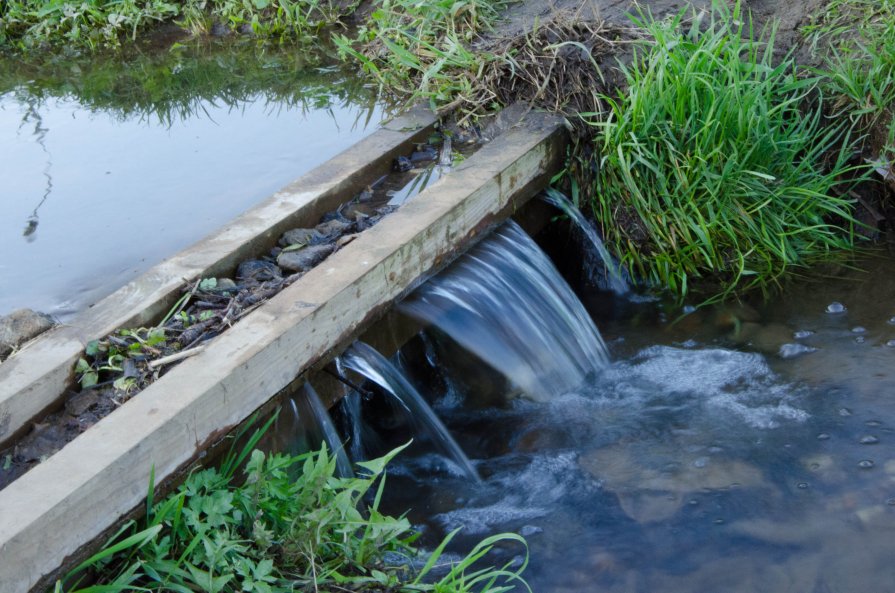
[586,1,863,299]
[55,434,529,593]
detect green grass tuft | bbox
[586,1,863,299]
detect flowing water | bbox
[340,341,480,482]
[400,221,609,401]
[0,41,383,319]
[349,229,895,592]
[543,189,630,295]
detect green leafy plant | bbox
[55,434,529,593]
[586,1,864,299]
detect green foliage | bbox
[0,0,350,50]
[813,0,895,159]
[55,440,529,593]
[587,1,862,299]
[333,0,507,112]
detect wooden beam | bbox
[0,106,437,448]
[0,112,567,593]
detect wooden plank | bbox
[0,112,567,593]
[0,106,437,448]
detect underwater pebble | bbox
[852,326,867,333]
[793,330,815,339]
[797,482,809,489]
[817,433,831,440]
[889,316,895,325]
[779,343,818,358]
[860,435,880,445]
[826,302,847,314]
[887,340,895,348]
[858,460,875,469]
[519,525,543,537]
[839,408,853,417]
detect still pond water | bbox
[366,249,895,593]
[0,41,383,319]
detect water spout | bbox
[340,341,480,482]
[400,220,609,401]
[543,188,630,295]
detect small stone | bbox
[860,435,880,445]
[852,326,867,334]
[0,308,55,359]
[793,330,815,339]
[277,244,335,273]
[779,343,817,359]
[336,234,359,248]
[236,260,281,282]
[858,460,875,469]
[65,391,101,416]
[410,146,438,163]
[215,278,238,293]
[315,219,353,242]
[392,155,413,172]
[278,228,320,247]
[826,302,847,314]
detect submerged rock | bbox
[0,308,55,359]
[277,244,335,273]
[392,155,413,172]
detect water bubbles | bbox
[713,518,725,525]
[888,316,895,325]
[817,433,831,440]
[682,305,697,314]
[855,336,866,344]
[793,330,815,339]
[886,340,895,348]
[859,435,880,445]
[797,482,809,489]
[858,460,875,469]
[887,498,895,506]
[852,326,867,334]
[866,420,883,427]
[779,343,818,358]
[839,407,853,417]
[826,302,847,314]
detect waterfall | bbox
[340,341,480,482]
[400,220,609,401]
[543,188,630,295]
[335,357,367,464]
[293,384,354,478]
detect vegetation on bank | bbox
[56,431,528,593]
[2,0,890,297]
[586,2,864,298]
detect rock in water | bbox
[0,308,54,358]
[277,244,335,273]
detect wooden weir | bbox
[0,110,568,592]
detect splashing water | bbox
[400,220,609,400]
[542,189,630,295]
[340,341,480,481]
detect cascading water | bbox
[400,220,609,401]
[292,384,354,478]
[340,341,480,482]
[334,358,367,464]
[542,188,630,295]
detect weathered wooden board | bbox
[0,112,567,593]
[0,106,437,448]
